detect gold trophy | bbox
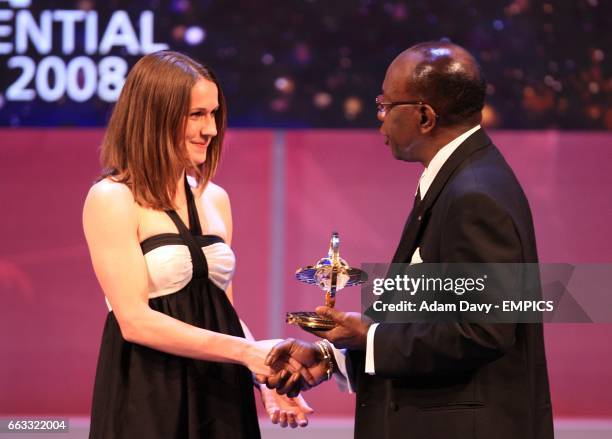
[286,232,367,332]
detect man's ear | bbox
[420,105,437,132]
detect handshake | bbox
[257,306,373,397]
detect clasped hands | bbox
[258,306,372,398]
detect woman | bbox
[83,51,312,438]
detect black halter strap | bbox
[165,175,208,279]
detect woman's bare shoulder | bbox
[203,181,230,208]
[201,181,232,241]
[84,178,137,220]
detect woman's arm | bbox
[241,316,315,428]
[82,180,272,375]
[207,184,315,428]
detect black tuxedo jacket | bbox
[348,129,554,439]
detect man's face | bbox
[378,58,427,163]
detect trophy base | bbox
[286,312,336,332]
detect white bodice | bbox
[105,240,235,311]
[145,241,235,297]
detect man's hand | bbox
[261,338,330,397]
[313,307,373,350]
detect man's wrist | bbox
[314,339,336,380]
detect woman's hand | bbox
[259,385,314,428]
[241,339,283,376]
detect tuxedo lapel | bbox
[391,129,493,263]
[391,197,427,263]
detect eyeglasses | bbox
[375,95,438,119]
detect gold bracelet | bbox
[324,340,337,374]
[314,340,335,380]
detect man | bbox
[264,41,554,439]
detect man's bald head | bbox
[390,41,486,127]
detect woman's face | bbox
[184,78,219,165]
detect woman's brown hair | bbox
[100,51,226,210]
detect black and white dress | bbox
[89,178,260,438]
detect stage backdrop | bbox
[1,129,611,419]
